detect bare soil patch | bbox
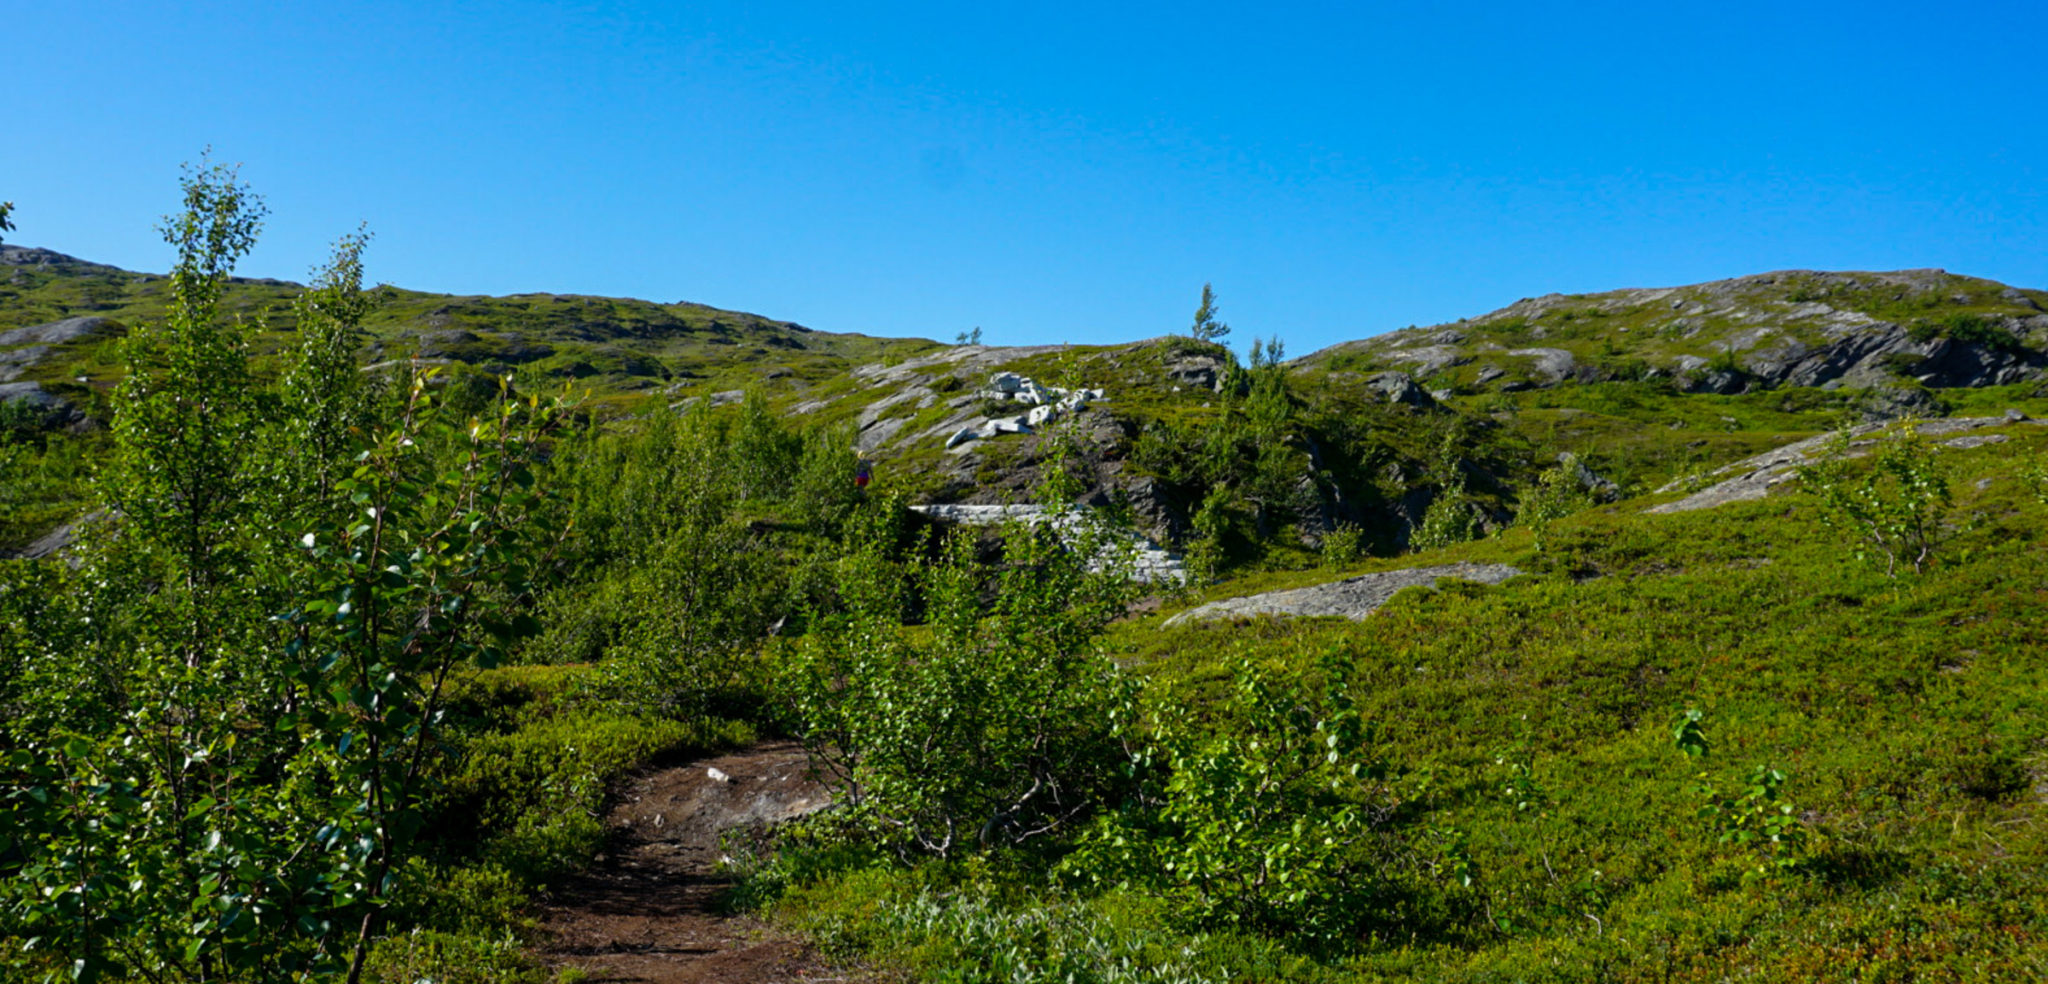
[535,741,847,984]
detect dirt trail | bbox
[535,741,843,983]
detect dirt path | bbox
[535,741,844,984]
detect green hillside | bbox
[0,244,938,413]
[1302,269,2048,396]
[5,188,2048,982]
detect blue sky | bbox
[5,1,2044,354]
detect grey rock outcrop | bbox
[1508,348,1581,383]
[945,372,1104,450]
[1164,562,1522,626]
[1165,355,1224,391]
[0,316,126,348]
[1367,371,1437,408]
[1647,415,2041,514]
[0,345,53,382]
[909,503,1185,583]
[1301,269,2048,394]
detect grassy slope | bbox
[0,248,940,416]
[12,247,2048,979]
[776,414,2048,982]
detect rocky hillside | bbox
[0,244,936,412]
[1300,268,2048,396]
[10,252,2048,561]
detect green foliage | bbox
[0,199,13,244]
[756,855,1337,984]
[1184,486,1234,583]
[1707,343,1742,375]
[1033,415,1090,507]
[1128,343,1319,572]
[1069,650,1399,951]
[523,395,858,720]
[278,226,378,514]
[1671,710,1810,878]
[1696,766,1810,879]
[0,396,45,444]
[1670,708,1710,759]
[1514,456,1591,551]
[1319,523,1364,569]
[1797,420,1952,576]
[2023,453,2048,505]
[777,518,1141,860]
[2,374,572,984]
[1410,480,1478,553]
[105,156,266,613]
[359,930,550,984]
[0,167,575,983]
[789,880,1243,984]
[1906,312,2025,353]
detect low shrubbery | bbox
[777,509,1142,860]
[1797,419,1951,576]
[735,419,2048,982]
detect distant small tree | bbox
[1412,478,1478,553]
[955,326,984,346]
[1186,486,1235,583]
[1414,433,1480,552]
[1321,522,1364,568]
[1516,456,1592,552]
[1797,419,1951,577]
[1248,335,1284,369]
[0,200,15,244]
[1190,283,1230,345]
[278,226,377,513]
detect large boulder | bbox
[1165,355,1224,391]
[1366,371,1436,408]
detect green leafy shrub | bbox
[1410,480,1478,553]
[1697,766,1811,879]
[1514,457,1592,551]
[1066,650,1405,952]
[777,518,1140,860]
[1672,710,1811,879]
[0,160,586,982]
[1797,420,1951,576]
[1320,523,1364,568]
[1906,312,2025,353]
[1185,486,1235,583]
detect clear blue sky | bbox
[6,1,2044,354]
